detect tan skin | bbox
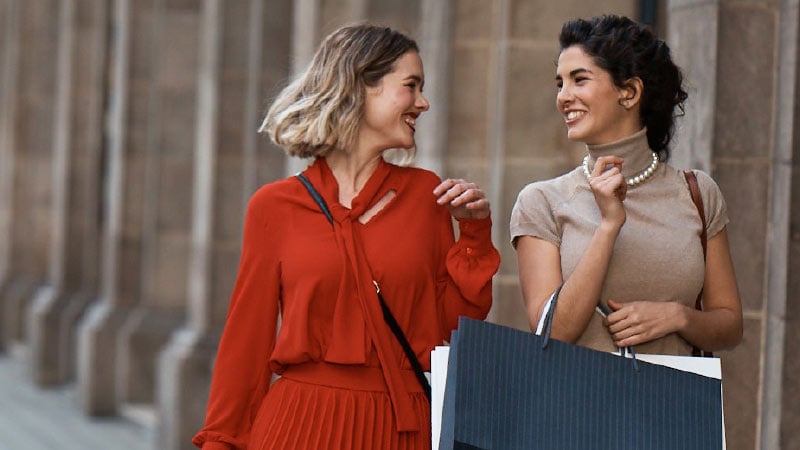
[518,45,742,351]
[327,51,491,222]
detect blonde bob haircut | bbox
[260,24,419,159]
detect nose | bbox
[417,92,430,112]
[556,84,572,109]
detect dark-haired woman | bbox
[510,15,742,355]
[193,24,500,450]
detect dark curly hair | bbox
[559,15,687,160]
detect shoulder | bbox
[247,176,303,213]
[679,168,726,201]
[390,164,442,187]
[515,168,583,207]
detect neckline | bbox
[314,157,394,221]
[584,128,656,181]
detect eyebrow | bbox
[555,68,593,80]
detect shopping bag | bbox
[437,316,724,450]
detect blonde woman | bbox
[193,24,500,450]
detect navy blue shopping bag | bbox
[438,317,723,450]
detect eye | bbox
[575,76,588,84]
[405,82,417,90]
[556,81,563,91]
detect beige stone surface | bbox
[713,161,769,312]
[715,5,776,158]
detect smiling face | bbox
[359,51,430,154]
[555,45,640,145]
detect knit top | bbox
[510,129,728,355]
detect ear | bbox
[617,77,643,110]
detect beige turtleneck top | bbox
[510,129,728,355]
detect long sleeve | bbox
[193,191,281,450]
[437,214,501,335]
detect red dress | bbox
[193,158,500,450]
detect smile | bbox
[566,110,585,121]
[403,114,417,131]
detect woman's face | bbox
[360,51,430,152]
[555,45,636,145]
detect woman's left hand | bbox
[433,178,491,220]
[604,299,684,347]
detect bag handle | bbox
[536,283,639,370]
[295,173,432,399]
[684,170,713,358]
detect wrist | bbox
[672,302,691,334]
[597,219,623,235]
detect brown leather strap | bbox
[684,170,712,357]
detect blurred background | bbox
[0,0,797,449]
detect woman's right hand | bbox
[588,155,627,229]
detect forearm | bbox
[676,304,743,351]
[551,222,620,342]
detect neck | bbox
[325,150,383,206]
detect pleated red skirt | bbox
[248,362,431,450]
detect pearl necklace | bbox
[582,152,659,188]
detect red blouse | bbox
[193,158,500,449]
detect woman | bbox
[193,24,500,450]
[510,15,742,355]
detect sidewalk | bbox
[0,351,154,450]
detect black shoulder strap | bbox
[295,174,432,399]
[296,173,334,224]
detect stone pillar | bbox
[157,1,292,448]
[414,0,452,175]
[77,0,154,415]
[764,2,799,449]
[0,0,60,349]
[28,0,107,386]
[114,0,201,407]
[0,0,20,354]
[668,1,780,449]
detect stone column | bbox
[114,0,201,407]
[157,1,292,448]
[0,0,60,350]
[0,0,20,353]
[414,0,452,175]
[77,0,154,415]
[28,0,107,386]
[764,2,799,449]
[668,1,779,449]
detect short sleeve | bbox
[693,170,729,238]
[509,182,560,248]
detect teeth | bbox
[566,111,584,120]
[404,116,416,127]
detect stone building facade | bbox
[0,1,796,449]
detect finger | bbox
[590,156,624,178]
[433,178,462,196]
[438,182,476,205]
[449,187,483,206]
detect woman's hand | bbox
[588,155,627,229]
[604,299,685,348]
[433,178,491,220]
